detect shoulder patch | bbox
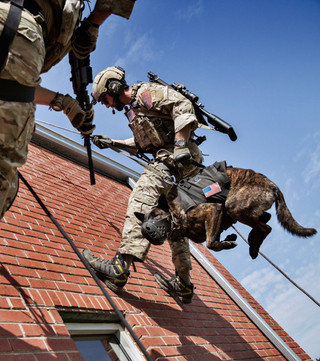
[141,90,153,109]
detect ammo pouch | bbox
[127,113,173,152]
[176,161,230,212]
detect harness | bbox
[0,0,24,72]
[176,161,230,212]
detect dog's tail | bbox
[274,186,317,237]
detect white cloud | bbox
[176,0,203,22]
[114,33,159,69]
[240,256,320,360]
[304,143,320,186]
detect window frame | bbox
[66,322,146,361]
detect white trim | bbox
[189,243,302,361]
[66,322,146,361]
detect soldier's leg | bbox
[83,163,174,291]
[0,4,44,219]
[154,236,194,303]
[0,102,35,219]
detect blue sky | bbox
[35,1,320,359]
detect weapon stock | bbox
[69,50,96,185]
[147,72,237,142]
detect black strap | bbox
[0,78,35,102]
[0,0,24,72]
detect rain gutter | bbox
[32,123,140,185]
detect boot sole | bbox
[154,272,192,304]
[88,267,124,293]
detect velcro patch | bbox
[141,90,152,109]
[202,183,222,197]
[126,109,135,122]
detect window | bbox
[74,335,124,361]
[61,312,145,361]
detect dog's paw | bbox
[207,234,238,252]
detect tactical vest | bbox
[125,108,174,153]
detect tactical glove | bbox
[71,18,99,59]
[49,93,95,134]
[92,135,114,149]
[94,0,136,19]
[78,108,96,135]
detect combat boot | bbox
[82,250,130,292]
[154,272,194,304]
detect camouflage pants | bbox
[119,162,192,275]
[120,142,203,276]
[0,4,45,219]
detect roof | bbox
[0,124,311,360]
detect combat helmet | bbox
[92,66,127,103]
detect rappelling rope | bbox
[231,225,320,308]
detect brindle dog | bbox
[139,167,317,259]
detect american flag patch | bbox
[141,90,152,109]
[126,109,135,122]
[202,183,222,198]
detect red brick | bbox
[0,310,31,323]
[45,338,78,352]
[66,352,86,361]
[9,337,47,352]
[21,324,55,337]
[28,279,57,290]
[0,338,12,352]
[8,298,27,310]
[35,353,70,361]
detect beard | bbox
[113,98,125,112]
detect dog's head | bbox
[135,208,172,246]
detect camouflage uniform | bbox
[119,82,203,275]
[0,2,46,217]
[0,0,133,218]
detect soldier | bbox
[0,0,135,220]
[82,66,203,303]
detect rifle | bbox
[147,72,237,142]
[69,50,96,185]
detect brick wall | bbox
[0,143,311,361]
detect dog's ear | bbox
[134,212,145,222]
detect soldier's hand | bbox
[72,18,99,59]
[50,93,95,134]
[92,135,114,149]
[93,0,136,19]
[50,93,85,129]
[78,108,96,135]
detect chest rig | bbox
[125,85,175,153]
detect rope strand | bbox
[231,225,320,308]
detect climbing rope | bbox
[231,225,320,308]
[35,119,80,134]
